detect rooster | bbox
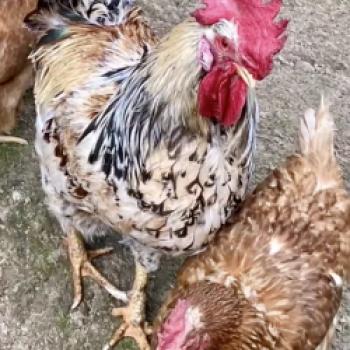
[25,0,287,348]
[154,101,350,350]
[0,0,37,145]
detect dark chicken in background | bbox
[154,101,350,350]
[25,0,287,348]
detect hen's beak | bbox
[236,65,256,89]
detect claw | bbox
[0,135,28,145]
[104,260,150,349]
[66,230,128,310]
[88,247,114,260]
[71,294,82,311]
[104,307,151,350]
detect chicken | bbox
[0,0,37,145]
[25,0,287,348]
[153,101,350,350]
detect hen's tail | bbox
[25,0,134,33]
[299,98,342,189]
[300,100,350,281]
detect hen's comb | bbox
[193,0,288,80]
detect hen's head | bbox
[154,282,271,350]
[155,298,209,350]
[193,0,288,126]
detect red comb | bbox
[193,0,288,80]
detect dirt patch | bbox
[0,0,349,349]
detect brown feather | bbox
[32,8,156,109]
[0,0,37,134]
[154,104,350,350]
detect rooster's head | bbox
[193,0,288,126]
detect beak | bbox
[236,65,256,89]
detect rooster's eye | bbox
[217,36,231,51]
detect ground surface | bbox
[0,0,349,349]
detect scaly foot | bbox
[103,261,151,350]
[103,304,152,350]
[66,229,128,310]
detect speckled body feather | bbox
[27,0,259,270]
[154,104,350,350]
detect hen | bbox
[26,0,287,348]
[154,101,350,350]
[0,0,37,145]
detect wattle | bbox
[198,63,247,126]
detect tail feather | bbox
[300,101,350,282]
[25,0,134,33]
[299,98,342,189]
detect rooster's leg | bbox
[66,229,128,310]
[103,259,151,350]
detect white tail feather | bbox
[299,98,341,190]
[299,97,334,159]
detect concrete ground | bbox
[0,0,349,349]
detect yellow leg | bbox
[103,259,151,350]
[66,229,128,310]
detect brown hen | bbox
[0,0,37,144]
[154,101,350,350]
